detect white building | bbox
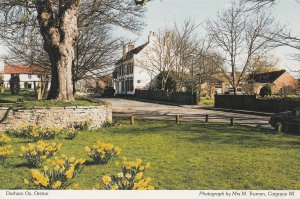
[114,31,173,95]
[2,64,50,89]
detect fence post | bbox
[230,118,234,126]
[276,123,282,134]
[176,114,180,124]
[205,114,209,123]
[130,115,135,125]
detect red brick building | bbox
[248,70,298,94]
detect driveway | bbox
[100,98,272,130]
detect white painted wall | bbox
[3,74,45,89]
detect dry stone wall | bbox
[0,105,112,132]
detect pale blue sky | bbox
[131,0,300,76]
[1,0,300,76]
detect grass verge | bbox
[0,119,299,189]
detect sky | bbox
[127,0,300,77]
[1,0,300,76]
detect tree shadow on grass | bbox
[108,121,300,150]
[13,162,34,169]
[84,160,106,166]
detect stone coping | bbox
[0,105,110,110]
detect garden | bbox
[1,118,300,190]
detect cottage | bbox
[2,64,50,89]
[114,31,168,95]
[248,69,297,94]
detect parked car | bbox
[269,106,300,132]
[225,87,243,95]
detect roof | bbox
[4,65,50,75]
[116,43,149,65]
[248,70,286,83]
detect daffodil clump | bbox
[0,133,11,146]
[65,128,80,140]
[20,141,62,167]
[7,125,63,141]
[101,158,154,190]
[25,155,85,189]
[0,145,14,165]
[85,141,121,164]
[0,133,13,165]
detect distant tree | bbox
[248,56,279,74]
[155,71,177,91]
[9,76,20,95]
[206,3,280,95]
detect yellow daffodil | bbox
[52,181,62,189]
[102,176,112,185]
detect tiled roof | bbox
[116,43,149,65]
[248,70,286,83]
[4,65,50,75]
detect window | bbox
[28,74,32,79]
[137,80,141,84]
[129,80,134,91]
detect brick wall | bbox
[0,105,112,132]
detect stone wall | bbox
[0,105,112,132]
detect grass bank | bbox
[1,119,299,189]
[0,90,106,108]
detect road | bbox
[101,98,272,130]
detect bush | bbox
[279,86,296,97]
[9,76,20,95]
[25,155,85,189]
[100,158,154,190]
[85,141,121,164]
[259,85,271,97]
[20,141,62,167]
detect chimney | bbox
[128,44,135,52]
[148,31,155,43]
[122,45,127,60]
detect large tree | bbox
[206,3,280,94]
[0,0,148,100]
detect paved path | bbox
[100,98,272,130]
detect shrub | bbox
[25,155,85,189]
[0,145,14,165]
[259,85,271,97]
[20,141,62,167]
[279,86,296,97]
[101,158,154,190]
[9,76,20,95]
[0,133,11,146]
[85,141,121,164]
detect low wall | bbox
[215,95,300,113]
[0,105,112,132]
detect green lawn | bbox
[199,98,215,106]
[0,90,105,107]
[1,119,300,190]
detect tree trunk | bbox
[36,0,80,101]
